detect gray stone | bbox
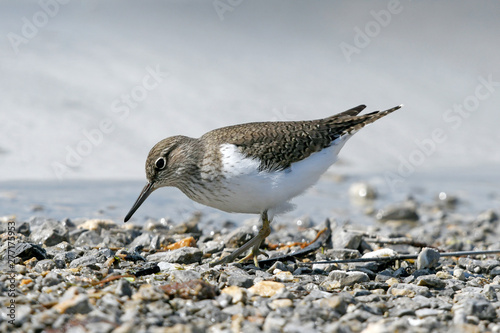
[415,308,445,318]
[115,278,133,298]
[490,266,500,277]
[476,209,498,224]
[53,241,73,251]
[68,228,86,243]
[410,269,433,279]
[54,258,66,269]
[453,308,467,325]
[324,271,370,287]
[13,305,31,325]
[85,321,116,333]
[11,242,47,260]
[74,230,103,248]
[263,313,287,332]
[43,271,63,287]
[483,285,498,302]
[39,293,57,306]
[391,307,416,317]
[30,218,69,246]
[324,248,361,260]
[127,232,153,249]
[453,268,466,280]
[376,201,419,221]
[463,298,497,320]
[168,216,200,235]
[388,283,432,297]
[416,248,440,269]
[150,235,161,251]
[311,263,339,273]
[15,221,30,236]
[323,322,353,333]
[170,269,202,282]
[282,320,316,333]
[313,295,348,315]
[223,226,255,249]
[100,229,133,248]
[147,247,202,264]
[303,289,333,301]
[34,259,56,273]
[220,266,254,288]
[331,230,362,250]
[69,255,98,268]
[416,275,446,289]
[53,250,79,263]
[62,295,92,314]
[200,241,224,255]
[216,293,233,308]
[221,303,246,316]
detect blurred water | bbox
[2,168,498,230]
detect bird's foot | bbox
[237,247,269,267]
[210,211,271,268]
[209,232,267,267]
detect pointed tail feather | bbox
[326,104,403,136]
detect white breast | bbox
[196,136,351,218]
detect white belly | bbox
[193,136,351,218]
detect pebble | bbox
[53,289,92,314]
[416,275,447,289]
[77,218,116,231]
[376,201,419,221]
[69,255,98,268]
[274,271,294,282]
[74,230,103,247]
[325,271,370,288]
[269,299,293,309]
[463,298,497,320]
[248,281,285,297]
[220,266,255,288]
[221,285,247,304]
[11,242,47,260]
[416,247,441,269]
[147,247,202,264]
[115,278,133,298]
[34,259,56,273]
[30,218,68,246]
[362,248,398,258]
[331,230,362,249]
[315,296,348,315]
[2,199,500,333]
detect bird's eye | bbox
[155,157,166,170]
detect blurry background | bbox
[1,1,499,222]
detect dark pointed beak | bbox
[124,182,155,222]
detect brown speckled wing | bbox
[202,105,401,172]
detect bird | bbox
[124,104,403,266]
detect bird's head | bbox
[124,135,198,222]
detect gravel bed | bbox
[1,185,500,333]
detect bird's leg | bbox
[210,211,271,267]
[237,212,271,267]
